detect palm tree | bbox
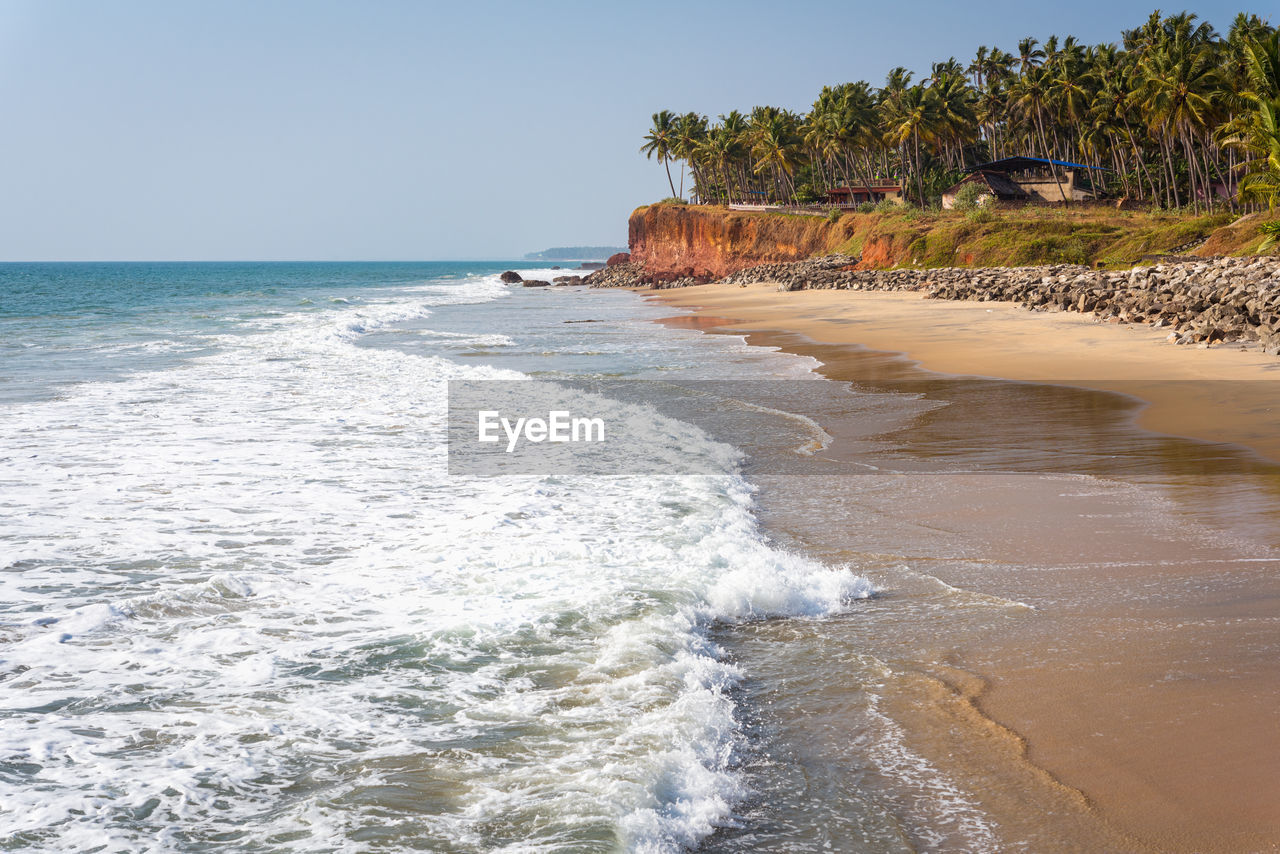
[1234,98,1280,208]
[883,83,937,205]
[1227,29,1280,208]
[640,110,680,199]
[697,120,748,204]
[636,12,1278,215]
[1136,38,1222,210]
[1017,37,1045,75]
[930,70,977,169]
[749,109,804,203]
[671,112,708,200]
[969,46,990,91]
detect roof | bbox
[978,171,1031,197]
[968,156,1109,173]
[827,184,902,194]
[945,171,1029,199]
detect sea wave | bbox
[0,273,869,852]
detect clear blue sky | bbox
[0,0,1262,260]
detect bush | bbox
[1057,237,1091,265]
[951,181,988,212]
[857,202,877,214]
[794,183,824,203]
[874,198,900,213]
[966,206,994,224]
[658,197,688,205]
[1259,220,1280,251]
[825,208,842,223]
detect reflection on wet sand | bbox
[689,328,1280,852]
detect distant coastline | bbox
[524,245,626,262]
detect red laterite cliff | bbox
[628,205,850,280]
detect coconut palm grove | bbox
[641,11,1280,214]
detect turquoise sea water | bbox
[0,262,867,852]
[9,263,1280,852]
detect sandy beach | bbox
[641,281,1280,852]
[649,282,1280,463]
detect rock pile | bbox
[585,251,1280,354]
[718,255,861,289]
[581,262,648,288]
[727,256,1280,353]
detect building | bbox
[942,157,1107,208]
[826,183,904,206]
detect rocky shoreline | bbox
[583,255,1280,354]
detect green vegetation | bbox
[641,11,1280,212]
[810,206,1240,268]
[1260,220,1280,248]
[950,181,987,211]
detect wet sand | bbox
[650,284,1280,463]
[639,283,1280,851]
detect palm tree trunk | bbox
[1181,134,1198,213]
[1120,116,1157,203]
[1204,137,1234,212]
[913,130,925,206]
[1035,110,1068,202]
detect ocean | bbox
[0,263,870,852]
[7,262,1279,853]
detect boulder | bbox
[522,279,551,288]
[499,271,522,284]
[606,252,631,267]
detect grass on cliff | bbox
[827,206,1246,269]
[634,202,1277,270]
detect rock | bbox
[582,262,646,288]
[551,265,562,270]
[552,276,582,285]
[499,271,522,284]
[606,252,631,267]
[581,252,1280,358]
[522,279,551,288]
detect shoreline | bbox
[626,281,1280,851]
[639,282,1280,464]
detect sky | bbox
[0,0,1264,261]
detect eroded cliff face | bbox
[628,205,848,280]
[627,204,1271,279]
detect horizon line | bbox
[0,258,549,264]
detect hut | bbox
[940,171,1030,209]
[826,183,904,207]
[942,157,1107,208]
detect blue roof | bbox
[969,156,1110,173]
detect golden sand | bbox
[638,281,1280,852]
[647,283,1280,463]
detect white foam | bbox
[0,272,871,852]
